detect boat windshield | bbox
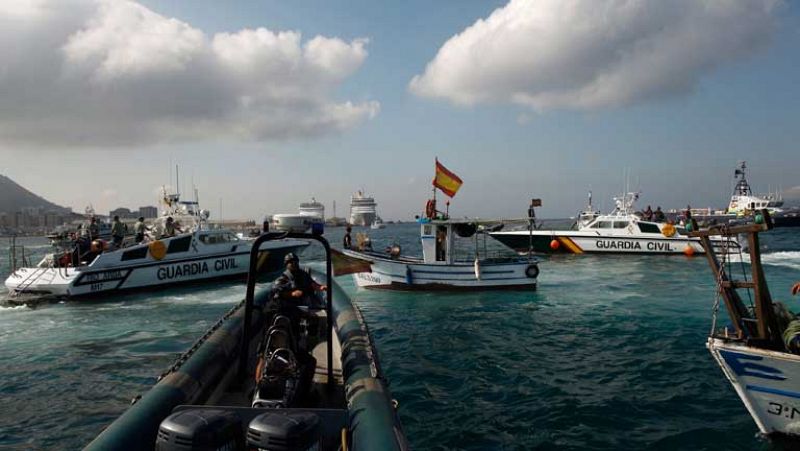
[198,232,240,244]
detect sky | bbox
[0,0,799,221]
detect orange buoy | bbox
[550,239,560,250]
[149,240,167,260]
[683,245,695,257]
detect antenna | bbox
[176,165,180,197]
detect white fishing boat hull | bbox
[5,235,308,298]
[342,249,538,291]
[708,337,800,436]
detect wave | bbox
[762,251,800,270]
[727,251,800,270]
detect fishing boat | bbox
[689,211,800,438]
[335,219,538,291]
[4,192,308,298]
[85,231,408,451]
[333,159,538,291]
[491,192,739,255]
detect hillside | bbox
[0,174,71,213]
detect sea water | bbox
[1,226,799,450]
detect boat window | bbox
[638,223,661,234]
[121,246,148,261]
[167,235,192,253]
[613,221,628,229]
[598,221,613,229]
[423,225,432,235]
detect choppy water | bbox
[1,226,799,450]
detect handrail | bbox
[238,230,333,388]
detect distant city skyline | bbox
[1,0,798,221]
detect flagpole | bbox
[432,158,438,219]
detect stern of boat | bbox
[4,266,74,296]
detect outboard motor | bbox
[156,409,244,451]
[247,411,321,451]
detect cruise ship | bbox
[350,191,377,226]
[298,197,325,221]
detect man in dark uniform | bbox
[343,226,352,249]
[273,253,327,306]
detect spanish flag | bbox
[433,158,463,197]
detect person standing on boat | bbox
[88,217,99,240]
[643,205,653,221]
[111,216,125,249]
[274,253,327,306]
[528,199,537,230]
[436,226,447,261]
[343,226,352,249]
[162,217,182,238]
[654,206,666,222]
[133,217,150,243]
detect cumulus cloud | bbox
[410,0,779,111]
[0,0,378,146]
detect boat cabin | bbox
[420,222,454,264]
[581,216,665,235]
[419,220,489,264]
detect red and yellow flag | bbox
[432,158,463,197]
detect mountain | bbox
[0,174,71,213]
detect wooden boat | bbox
[334,219,538,291]
[86,231,408,450]
[690,211,800,438]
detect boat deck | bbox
[212,311,345,409]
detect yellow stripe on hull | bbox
[557,237,583,254]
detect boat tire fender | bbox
[525,264,539,279]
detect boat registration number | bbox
[767,402,800,419]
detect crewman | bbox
[273,253,327,305]
[133,216,149,243]
[88,217,100,240]
[653,206,666,222]
[110,216,125,249]
[162,217,182,238]
[343,226,352,249]
[643,205,654,221]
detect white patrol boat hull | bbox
[5,234,308,298]
[708,337,800,437]
[341,249,538,291]
[491,229,738,255]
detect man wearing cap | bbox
[273,253,327,305]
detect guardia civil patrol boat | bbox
[86,231,409,451]
[4,193,307,298]
[491,192,739,255]
[689,212,800,439]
